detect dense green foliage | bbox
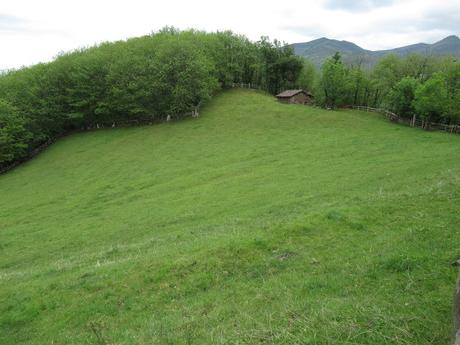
[0,100,30,164]
[318,52,348,108]
[310,52,460,124]
[413,74,450,124]
[1,90,459,344]
[387,77,420,119]
[0,28,302,169]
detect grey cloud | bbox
[368,7,460,38]
[416,9,460,32]
[324,0,395,11]
[283,4,459,43]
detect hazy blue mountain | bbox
[291,35,460,66]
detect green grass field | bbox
[1,89,459,344]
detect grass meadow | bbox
[1,89,459,344]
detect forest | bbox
[0,27,459,169]
[305,52,460,124]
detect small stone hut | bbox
[276,89,313,105]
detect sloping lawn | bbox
[1,89,459,344]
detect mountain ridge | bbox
[291,35,460,66]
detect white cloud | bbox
[0,0,458,69]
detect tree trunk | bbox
[372,89,380,107]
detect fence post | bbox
[453,261,460,345]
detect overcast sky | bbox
[1,0,459,70]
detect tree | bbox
[274,54,304,91]
[348,67,367,106]
[400,54,435,82]
[442,61,460,124]
[150,39,219,116]
[387,77,420,118]
[297,58,316,92]
[320,52,348,108]
[371,54,402,106]
[413,73,449,126]
[255,38,303,94]
[0,99,31,166]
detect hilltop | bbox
[291,35,460,66]
[1,89,459,344]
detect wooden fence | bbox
[0,105,202,175]
[352,106,460,134]
[230,82,261,90]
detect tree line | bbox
[1,28,459,170]
[0,28,303,169]
[301,52,460,125]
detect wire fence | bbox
[352,106,460,134]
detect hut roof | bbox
[276,89,313,98]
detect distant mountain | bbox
[291,35,460,67]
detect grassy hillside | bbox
[1,89,459,344]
